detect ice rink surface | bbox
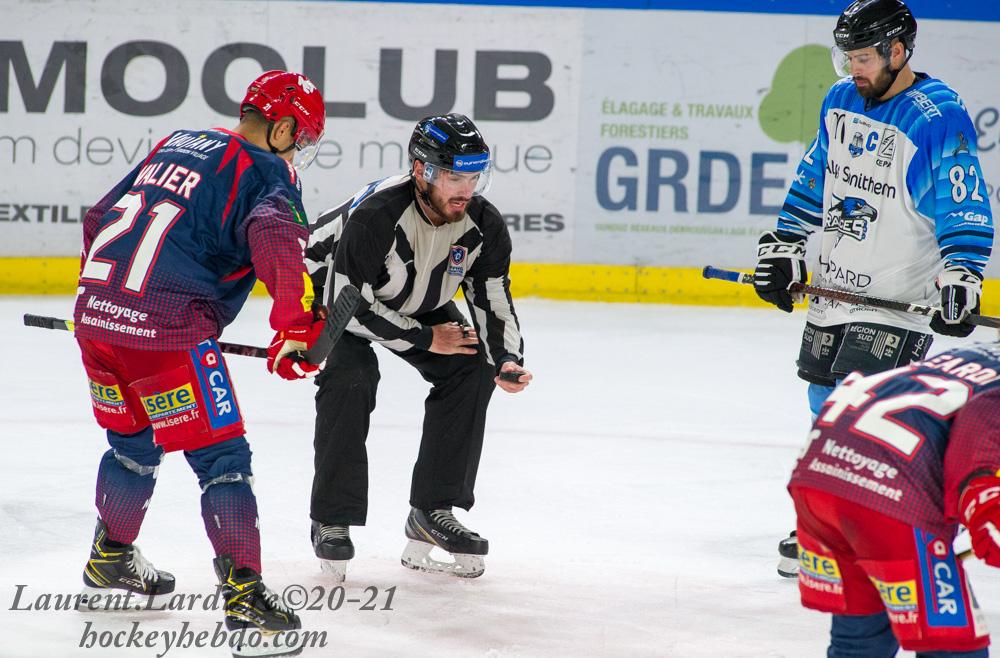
[2,296,999,657]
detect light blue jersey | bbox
[777,74,993,332]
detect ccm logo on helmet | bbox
[298,76,316,94]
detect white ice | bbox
[2,297,998,657]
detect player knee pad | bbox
[106,427,163,473]
[200,471,255,493]
[96,438,161,545]
[185,436,253,491]
[112,451,159,477]
[829,613,899,658]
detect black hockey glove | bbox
[754,230,807,313]
[929,266,981,338]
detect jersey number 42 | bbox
[816,366,970,459]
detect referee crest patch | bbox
[448,245,467,276]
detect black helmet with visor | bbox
[832,0,917,78]
[408,114,492,196]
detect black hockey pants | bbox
[310,303,497,526]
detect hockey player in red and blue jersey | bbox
[72,70,325,655]
[789,341,1000,657]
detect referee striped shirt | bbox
[306,174,524,369]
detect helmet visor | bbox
[423,156,493,197]
[830,45,885,77]
[292,128,323,171]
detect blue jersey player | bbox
[750,0,994,577]
[71,70,326,656]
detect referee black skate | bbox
[306,113,533,580]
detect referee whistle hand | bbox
[429,322,479,355]
[496,364,532,393]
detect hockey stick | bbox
[702,266,1000,330]
[23,314,271,358]
[22,284,362,364]
[301,284,361,364]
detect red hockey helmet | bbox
[241,70,326,170]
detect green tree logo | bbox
[759,45,839,144]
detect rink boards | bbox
[2,0,999,303]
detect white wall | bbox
[2,2,998,273]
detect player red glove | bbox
[959,474,1000,567]
[266,320,324,380]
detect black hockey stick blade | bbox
[702,266,1000,329]
[300,284,362,365]
[23,313,269,358]
[23,313,74,331]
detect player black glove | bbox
[929,266,981,338]
[754,230,807,313]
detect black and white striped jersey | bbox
[305,174,524,369]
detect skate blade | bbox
[230,628,304,658]
[76,585,171,611]
[319,559,348,583]
[777,556,800,579]
[400,539,485,578]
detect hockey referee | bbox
[304,113,532,580]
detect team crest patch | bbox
[825,196,878,243]
[448,245,468,276]
[285,199,307,227]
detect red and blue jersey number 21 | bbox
[80,191,185,296]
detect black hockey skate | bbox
[213,555,303,658]
[401,508,488,578]
[311,521,354,582]
[777,531,799,578]
[79,518,175,610]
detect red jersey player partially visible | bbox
[788,340,1000,657]
[72,70,326,656]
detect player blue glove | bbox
[754,231,807,313]
[930,267,981,338]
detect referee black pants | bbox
[310,304,497,526]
